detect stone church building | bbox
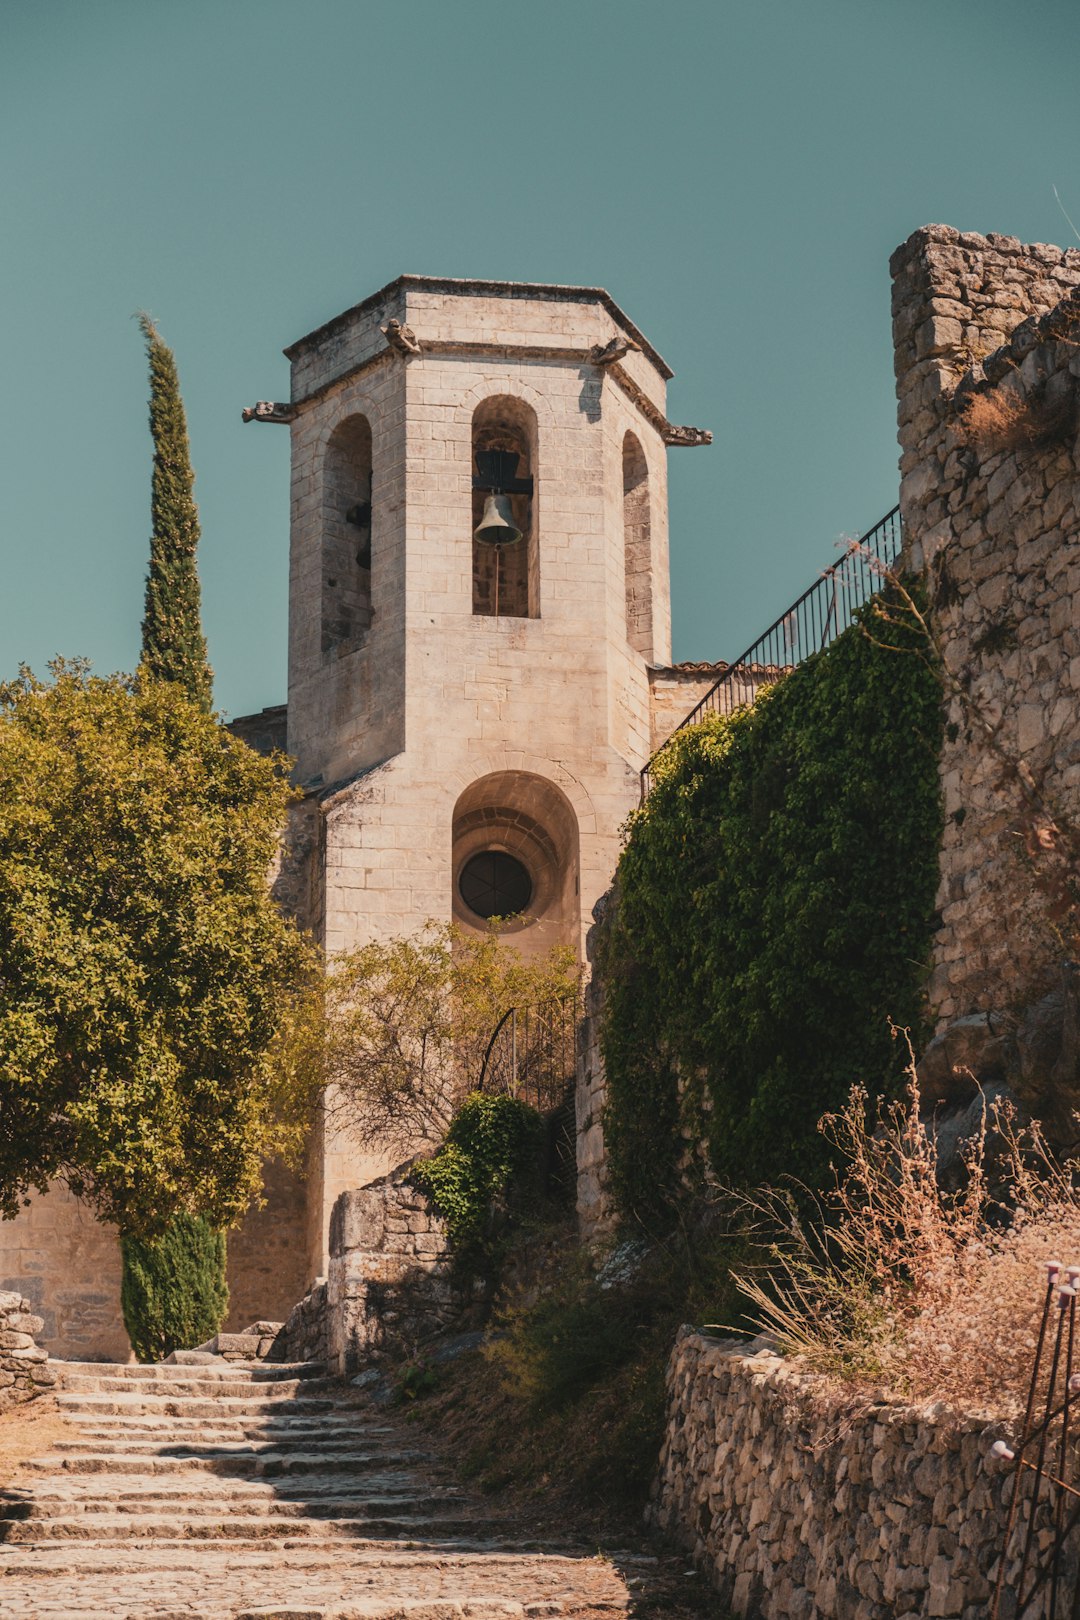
[0,275,714,1360]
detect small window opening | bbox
[459,850,533,919]
[472,396,539,619]
[322,414,372,660]
[623,432,652,659]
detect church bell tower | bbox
[251,274,709,1267]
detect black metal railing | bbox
[477,995,580,1113]
[640,505,903,799]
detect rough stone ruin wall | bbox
[0,1290,57,1411]
[893,225,1080,1025]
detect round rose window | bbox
[458,851,533,920]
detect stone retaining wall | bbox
[650,1328,1070,1620]
[324,1165,465,1377]
[283,1278,328,1365]
[0,1290,57,1412]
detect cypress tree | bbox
[121,1216,229,1363]
[138,313,213,711]
[125,316,226,1357]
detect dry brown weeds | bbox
[959,383,1075,456]
[733,1060,1080,1415]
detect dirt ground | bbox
[0,1396,73,1490]
[398,1343,730,1620]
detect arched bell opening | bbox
[471,396,539,619]
[451,771,579,961]
[321,414,373,661]
[622,430,653,660]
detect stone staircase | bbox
[0,1357,632,1620]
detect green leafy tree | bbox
[138,313,213,711]
[0,661,313,1236]
[120,1214,229,1362]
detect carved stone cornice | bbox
[254,334,711,448]
[606,362,713,447]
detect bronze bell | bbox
[474,492,523,547]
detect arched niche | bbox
[321,414,372,661]
[471,396,539,620]
[451,771,579,960]
[622,431,653,659]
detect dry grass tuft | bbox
[733,1061,1080,1415]
[959,383,1075,457]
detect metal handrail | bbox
[477,994,580,1113]
[640,505,903,799]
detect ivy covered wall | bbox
[598,594,944,1226]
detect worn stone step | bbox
[0,1596,616,1620]
[48,1433,385,1456]
[2,1485,465,1518]
[24,1447,431,1477]
[1,1350,636,1620]
[0,1542,577,1572]
[58,1366,333,1386]
[66,1431,375,1452]
[0,1507,496,1542]
[58,1392,342,1418]
[58,1372,336,1398]
[71,1415,382,1437]
[56,1357,323,1374]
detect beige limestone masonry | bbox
[0,1184,128,1362]
[0,1168,313,1363]
[892,226,1080,1024]
[651,1328,1065,1620]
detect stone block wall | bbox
[283,1278,328,1366]
[0,1290,57,1411]
[575,892,615,1243]
[892,225,1080,1023]
[223,1157,311,1335]
[0,1186,129,1362]
[324,1165,464,1377]
[650,1328,1068,1620]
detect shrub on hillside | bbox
[413,1091,545,1274]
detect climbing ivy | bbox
[413,1091,545,1268]
[599,589,944,1224]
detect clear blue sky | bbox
[3,0,1078,719]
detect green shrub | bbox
[120,1214,229,1363]
[600,587,943,1222]
[413,1091,545,1269]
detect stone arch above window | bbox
[451,770,579,959]
[321,414,372,661]
[623,431,652,659]
[471,395,539,620]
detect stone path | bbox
[0,1358,636,1620]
